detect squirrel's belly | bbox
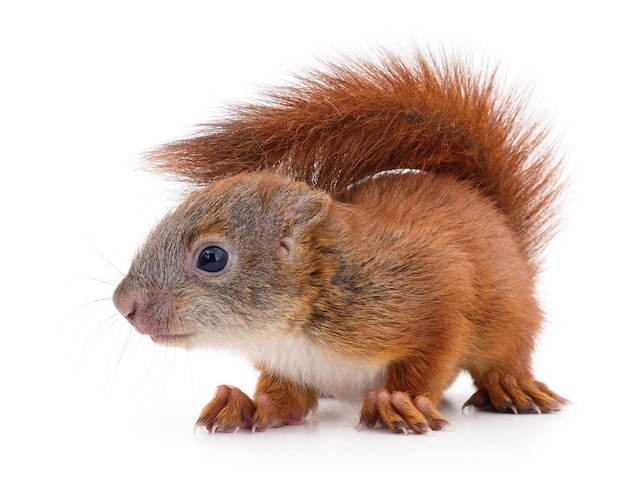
[241,335,388,402]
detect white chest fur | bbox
[241,335,388,402]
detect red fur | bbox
[117,50,567,433]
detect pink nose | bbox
[112,287,138,322]
[121,301,137,322]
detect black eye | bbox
[196,246,229,273]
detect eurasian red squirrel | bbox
[113,50,567,434]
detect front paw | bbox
[359,390,451,434]
[195,385,256,433]
[195,385,308,434]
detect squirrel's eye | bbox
[196,246,229,273]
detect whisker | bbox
[135,340,177,407]
[185,346,198,413]
[71,297,114,316]
[88,239,125,277]
[103,326,139,391]
[113,325,138,370]
[74,277,119,286]
[81,312,121,361]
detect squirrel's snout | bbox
[111,281,178,340]
[112,283,137,322]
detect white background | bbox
[2,1,624,495]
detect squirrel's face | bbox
[112,172,332,349]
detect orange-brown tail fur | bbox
[150,50,563,277]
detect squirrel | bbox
[112,50,568,434]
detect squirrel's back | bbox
[151,50,564,276]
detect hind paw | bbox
[464,371,568,414]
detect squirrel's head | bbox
[112,172,332,349]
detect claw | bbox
[462,389,491,412]
[390,420,411,435]
[524,401,542,414]
[431,418,453,431]
[436,421,455,432]
[461,400,473,413]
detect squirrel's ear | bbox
[288,191,331,228]
[271,184,331,236]
[276,188,331,259]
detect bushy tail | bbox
[150,50,564,271]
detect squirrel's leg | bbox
[359,360,455,434]
[464,329,567,413]
[251,369,319,431]
[462,282,569,413]
[195,370,318,433]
